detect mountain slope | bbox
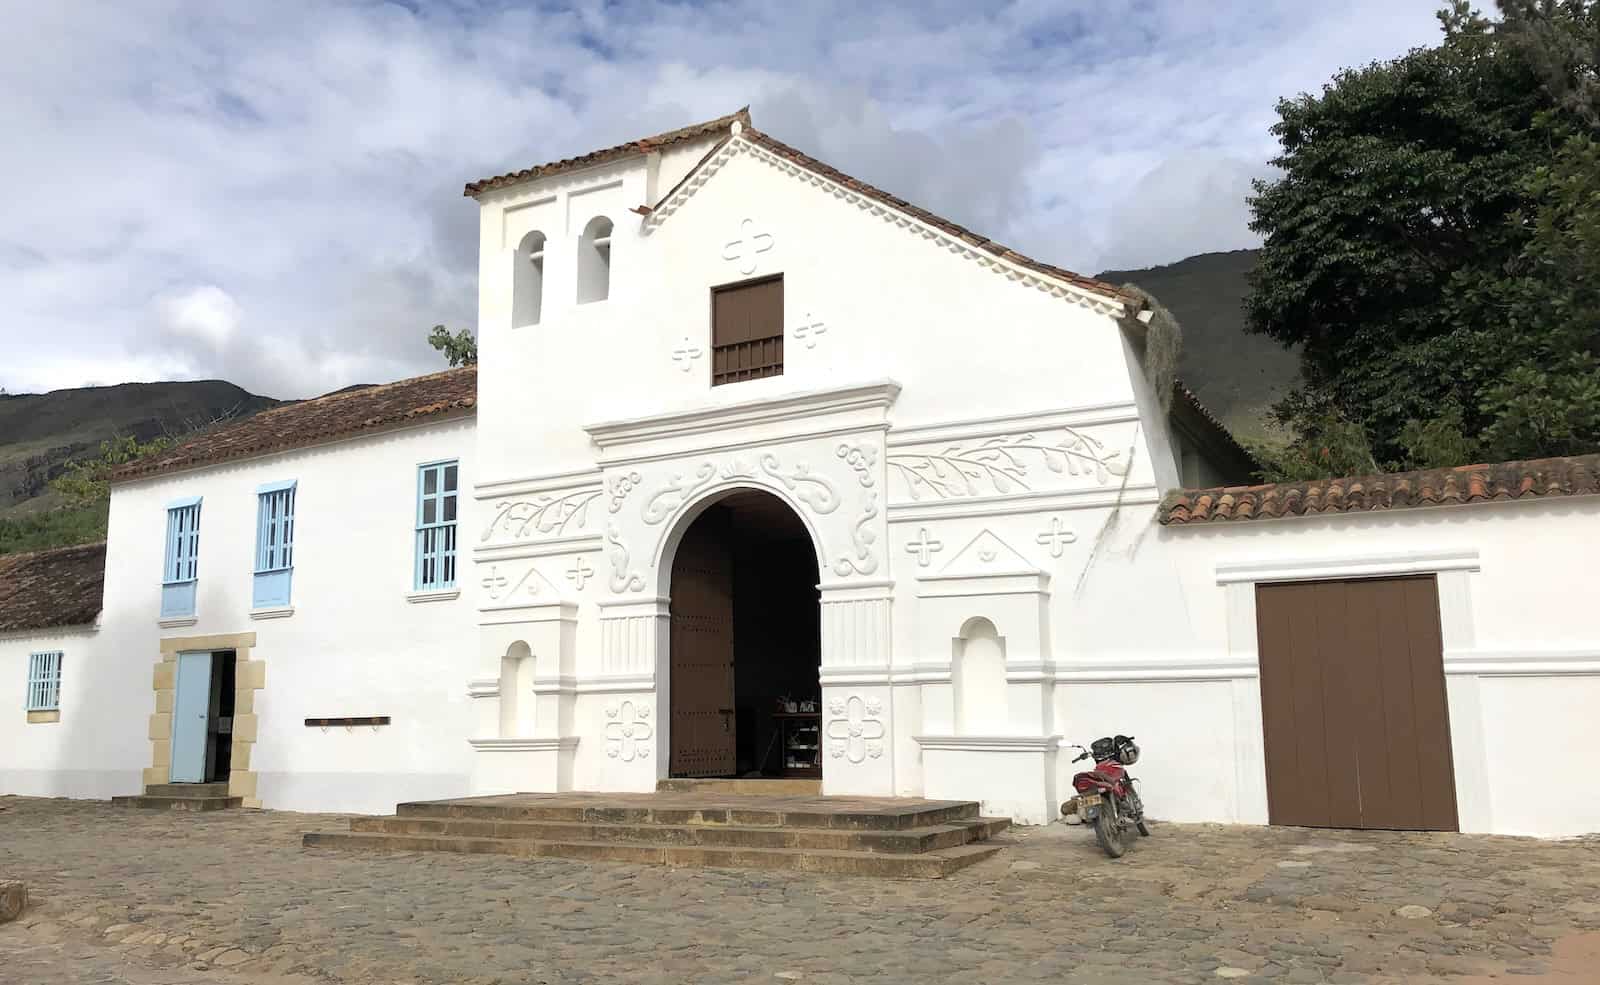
[1099,249,1300,445]
[0,380,281,517]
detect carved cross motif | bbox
[1035,517,1078,558]
[480,566,509,598]
[793,313,826,348]
[672,337,703,372]
[826,695,885,764]
[566,556,594,590]
[722,218,774,275]
[905,527,944,567]
[604,701,653,762]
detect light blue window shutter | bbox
[414,461,459,590]
[27,650,63,711]
[161,497,202,617]
[252,480,296,608]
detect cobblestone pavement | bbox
[3,796,1599,985]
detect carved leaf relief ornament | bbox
[886,428,1131,500]
[831,442,880,577]
[605,525,645,593]
[481,490,600,541]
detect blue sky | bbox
[0,0,1444,399]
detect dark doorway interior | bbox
[668,491,821,778]
[206,650,236,783]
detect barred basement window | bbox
[415,460,459,591]
[711,275,783,386]
[27,650,62,712]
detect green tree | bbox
[52,435,173,508]
[428,324,478,367]
[1247,1,1600,475]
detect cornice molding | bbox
[584,380,900,458]
[643,135,1128,317]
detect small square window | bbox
[711,275,783,386]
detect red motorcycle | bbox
[1065,734,1149,858]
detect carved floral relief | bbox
[886,428,1131,500]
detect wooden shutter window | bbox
[711,275,783,386]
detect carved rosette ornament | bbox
[604,701,652,762]
[826,695,885,764]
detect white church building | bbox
[4,108,1599,836]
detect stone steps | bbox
[345,814,1009,854]
[140,782,231,798]
[393,797,981,831]
[301,830,1004,878]
[112,794,242,811]
[302,790,1009,878]
[655,778,822,796]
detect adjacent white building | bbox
[4,108,1597,836]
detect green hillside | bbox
[1099,249,1300,445]
[0,380,280,552]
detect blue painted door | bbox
[170,652,213,782]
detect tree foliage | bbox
[52,435,174,509]
[1247,0,1600,477]
[428,324,478,367]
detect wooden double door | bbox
[669,514,737,777]
[1255,576,1458,831]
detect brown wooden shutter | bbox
[711,276,783,385]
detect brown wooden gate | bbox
[669,511,737,777]
[1255,576,1458,831]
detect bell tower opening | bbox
[667,490,821,779]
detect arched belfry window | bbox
[513,230,546,327]
[577,216,612,304]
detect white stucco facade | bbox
[5,116,1597,837]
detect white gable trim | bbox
[641,135,1129,318]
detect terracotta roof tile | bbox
[0,542,105,633]
[464,108,752,197]
[1160,454,1600,525]
[110,366,476,482]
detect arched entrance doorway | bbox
[667,490,822,779]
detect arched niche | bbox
[953,617,1008,735]
[576,216,612,304]
[513,231,546,327]
[500,640,534,737]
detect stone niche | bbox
[468,565,580,794]
[912,529,1061,824]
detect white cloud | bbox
[0,0,1444,398]
[153,285,241,353]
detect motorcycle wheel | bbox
[1137,818,1151,837]
[1093,797,1127,858]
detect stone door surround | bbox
[149,631,265,808]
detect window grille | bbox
[415,461,459,590]
[253,480,296,608]
[711,275,783,385]
[27,650,62,712]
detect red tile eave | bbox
[463,108,752,198]
[107,366,477,484]
[1159,453,1600,526]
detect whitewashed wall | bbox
[0,625,144,799]
[1082,496,1600,837]
[96,416,479,814]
